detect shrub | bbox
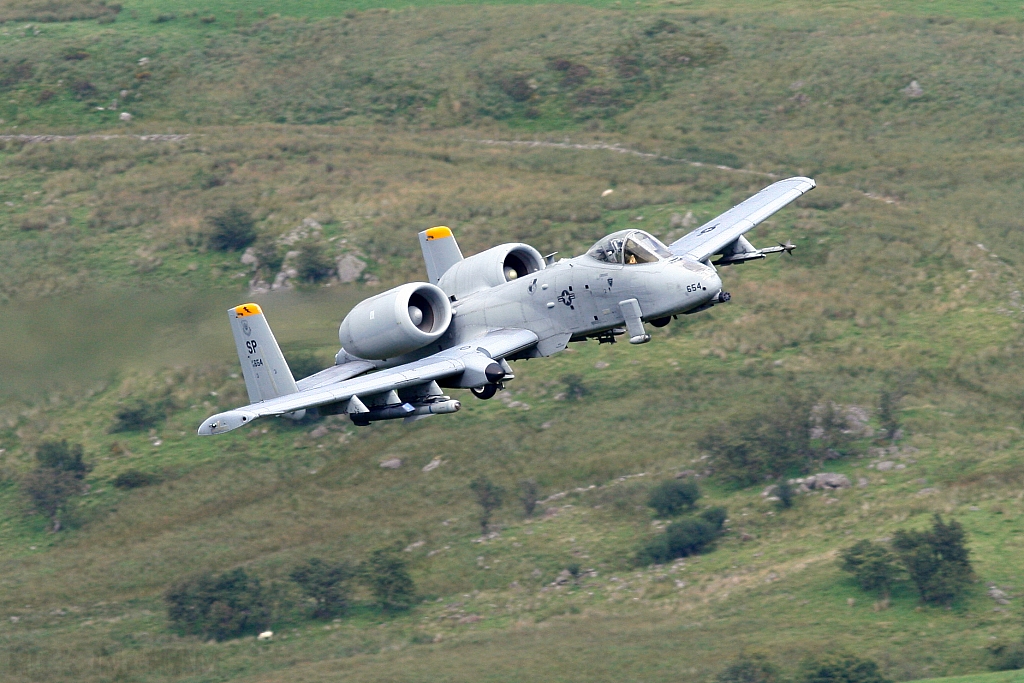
[110,399,164,432]
[294,240,334,283]
[647,479,701,517]
[519,478,539,517]
[22,440,92,531]
[717,654,780,683]
[798,653,890,683]
[776,481,795,509]
[637,510,726,564]
[839,540,904,598]
[113,469,160,489]
[207,206,257,252]
[361,548,415,612]
[290,558,354,618]
[988,641,1024,671]
[22,468,84,531]
[35,440,90,477]
[893,514,973,605]
[700,506,728,530]
[470,476,504,533]
[699,392,817,485]
[165,568,270,641]
[285,350,325,381]
[878,389,901,441]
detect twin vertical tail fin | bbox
[229,303,299,404]
[418,226,463,284]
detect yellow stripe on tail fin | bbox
[418,226,463,284]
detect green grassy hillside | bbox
[2,1,1024,682]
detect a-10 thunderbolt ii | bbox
[199,176,815,435]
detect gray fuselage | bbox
[363,249,723,370]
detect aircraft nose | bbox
[703,268,723,295]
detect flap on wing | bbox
[669,177,815,262]
[296,360,376,391]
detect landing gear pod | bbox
[339,282,452,360]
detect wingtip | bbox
[198,410,256,436]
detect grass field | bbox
[2,0,1024,681]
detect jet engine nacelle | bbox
[339,282,452,360]
[438,243,544,300]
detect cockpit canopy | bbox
[586,230,673,265]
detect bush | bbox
[470,476,504,533]
[112,469,160,489]
[839,540,904,598]
[23,440,91,531]
[699,392,817,485]
[22,468,85,531]
[207,206,257,252]
[361,548,415,612]
[776,481,795,509]
[294,240,334,283]
[35,440,90,477]
[878,390,901,441]
[290,558,354,618]
[110,399,165,433]
[717,654,780,683]
[647,479,700,517]
[285,350,325,381]
[519,478,539,517]
[700,506,728,530]
[637,509,726,564]
[893,514,973,605]
[165,568,270,641]
[989,641,1024,671]
[798,653,890,683]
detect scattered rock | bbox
[540,421,553,429]
[857,477,869,488]
[916,487,939,496]
[552,569,573,586]
[594,361,609,369]
[543,507,560,518]
[119,112,132,121]
[676,470,696,479]
[740,532,754,542]
[876,461,895,472]
[803,473,851,490]
[531,568,543,579]
[901,80,924,98]
[257,630,273,641]
[602,189,614,197]
[335,254,366,283]
[762,485,778,497]
[240,247,259,270]
[422,457,442,472]
[457,615,482,624]
[988,586,1012,604]
[10,616,19,623]
[847,598,855,607]
[404,540,425,552]
[379,458,402,469]
[309,425,329,439]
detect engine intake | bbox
[438,243,544,299]
[339,282,452,360]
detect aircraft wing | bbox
[668,176,815,262]
[198,328,538,435]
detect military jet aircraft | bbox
[199,176,814,435]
